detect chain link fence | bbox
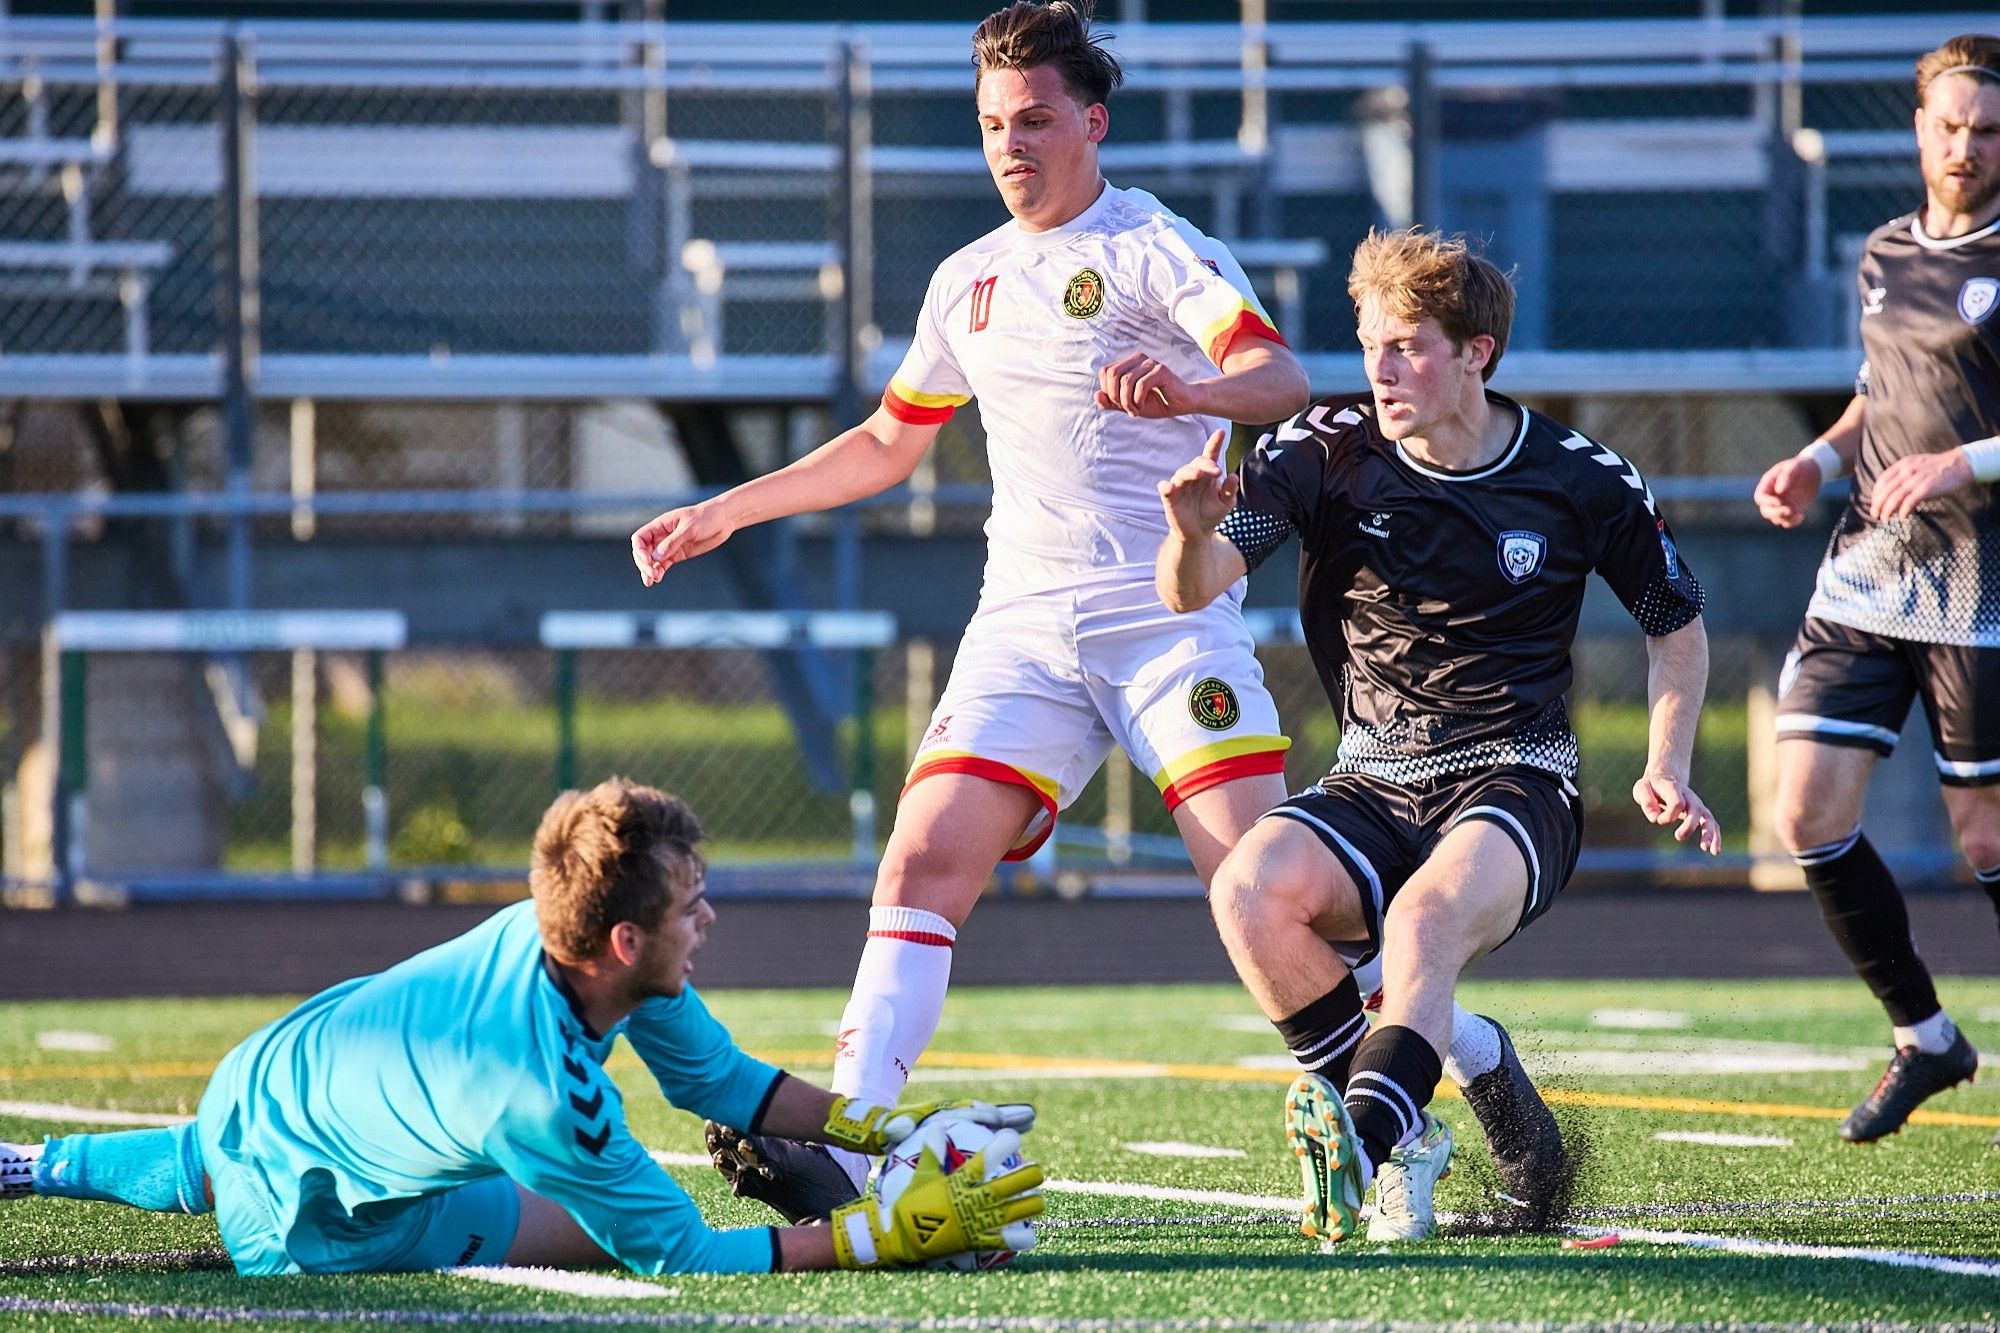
[6,621,1781,901]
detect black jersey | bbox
[1809,211,2000,647]
[1219,391,1705,786]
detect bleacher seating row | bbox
[0,13,1942,399]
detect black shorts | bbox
[1262,765,1583,951]
[1776,617,2000,787]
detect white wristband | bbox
[1798,438,1846,480]
[1962,436,2000,484]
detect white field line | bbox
[3,1299,1997,1333]
[1577,1191,2000,1220]
[1045,1179,1304,1212]
[906,1064,1175,1084]
[1121,1141,1247,1159]
[0,1099,187,1127]
[448,1265,678,1300]
[1590,1010,1690,1029]
[1589,1226,2000,1278]
[647,1150,711,1168]
[35,1031,115,1053]
[1653,1131,1794,1148]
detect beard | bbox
[1928,160,2000,220]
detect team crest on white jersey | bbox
[1062,268,1105,319]
[1960,276,1998,326]
[1497,530,1547,584]
[1862,286,1886,316]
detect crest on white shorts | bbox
[1497,530,1548,584]
[1961,276,1998,326]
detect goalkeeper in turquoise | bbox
[11,780,1042,1277]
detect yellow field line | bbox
[6,1048,1998,1132]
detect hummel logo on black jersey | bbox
[1360,512,1392,538]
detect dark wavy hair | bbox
[972,1,1124,108]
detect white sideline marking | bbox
[1045,1179,1301,1211]
[647,1150,711,1168]
[0,1100,187,1127]
[1212,1014,1280,1032]
[1980,1006,2000,1024]
[1532,1049,1868,1076]
[36,1031,115,1053]
[907,1064,1174,1084]
[1122,1141,1248,1160]
[1653,1131,1794,1148]
[1595,1226,2000,1278]
[447,1265,677,1300]
[1591,1009,1689,1030]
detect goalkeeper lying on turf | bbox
[0,778,1043,1276]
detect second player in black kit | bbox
[1754,33,2000,1147]
[1160,227,1719,1246]
[1220,389,1706,939]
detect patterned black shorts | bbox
[1776,616,2000,786]
[1261,765,1583,950]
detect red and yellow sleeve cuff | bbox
[883,378,970,425]
[1201,307,1286,367]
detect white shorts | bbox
[908,580,1289,860]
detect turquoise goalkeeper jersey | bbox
[195,899,783,1275]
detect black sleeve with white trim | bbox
[1584,448,1706,636]
[1218,412,1325,572]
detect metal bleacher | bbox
[0,11,1960,404]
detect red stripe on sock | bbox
[868,929,955,948]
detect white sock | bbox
[825,905,957,1190]
[1443,1008,1503,1086]
[1892,1010,1957,1054]
[1340,951,1498,1087]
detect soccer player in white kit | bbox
[630,0,1309,1216]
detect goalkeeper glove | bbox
[828,1128,1045,1270]
[821,1095,1037,1156]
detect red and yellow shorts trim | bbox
[1153,734,1291,812]
[902,750,1061,862]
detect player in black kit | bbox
[1158,228,1720,1244]
[1753,34,2000,1146]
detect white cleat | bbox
[1366,1113,1453,1242]
[1,1141,41,1200]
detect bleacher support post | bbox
[55,644,88,903]
[364,650,388,872]
[555,648,578,794]
[1406,41,1440,230]
[850,646,877,864]
[216,28,259,613]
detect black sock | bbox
[1343,1025,1442,1172]
[1796,829,1939,1027]
[1977,863,2000,932]
[1275,974,1365,1090]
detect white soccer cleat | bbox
[1366,1113,1454,1242]
[1,1141,41,1200]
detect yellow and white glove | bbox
[829,1127,1045,1270]
[821,1096,1037,1157]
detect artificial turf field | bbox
[2,978,1998,1330]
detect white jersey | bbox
[883,182,1285,598]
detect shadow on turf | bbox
[0,1248,232,1277]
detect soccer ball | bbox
[871,1118,1034,1272]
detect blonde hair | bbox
[1348,228,1516,383]
[972,1,1124,107]
[1915,34,2000,108]
[530,778,704,962]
